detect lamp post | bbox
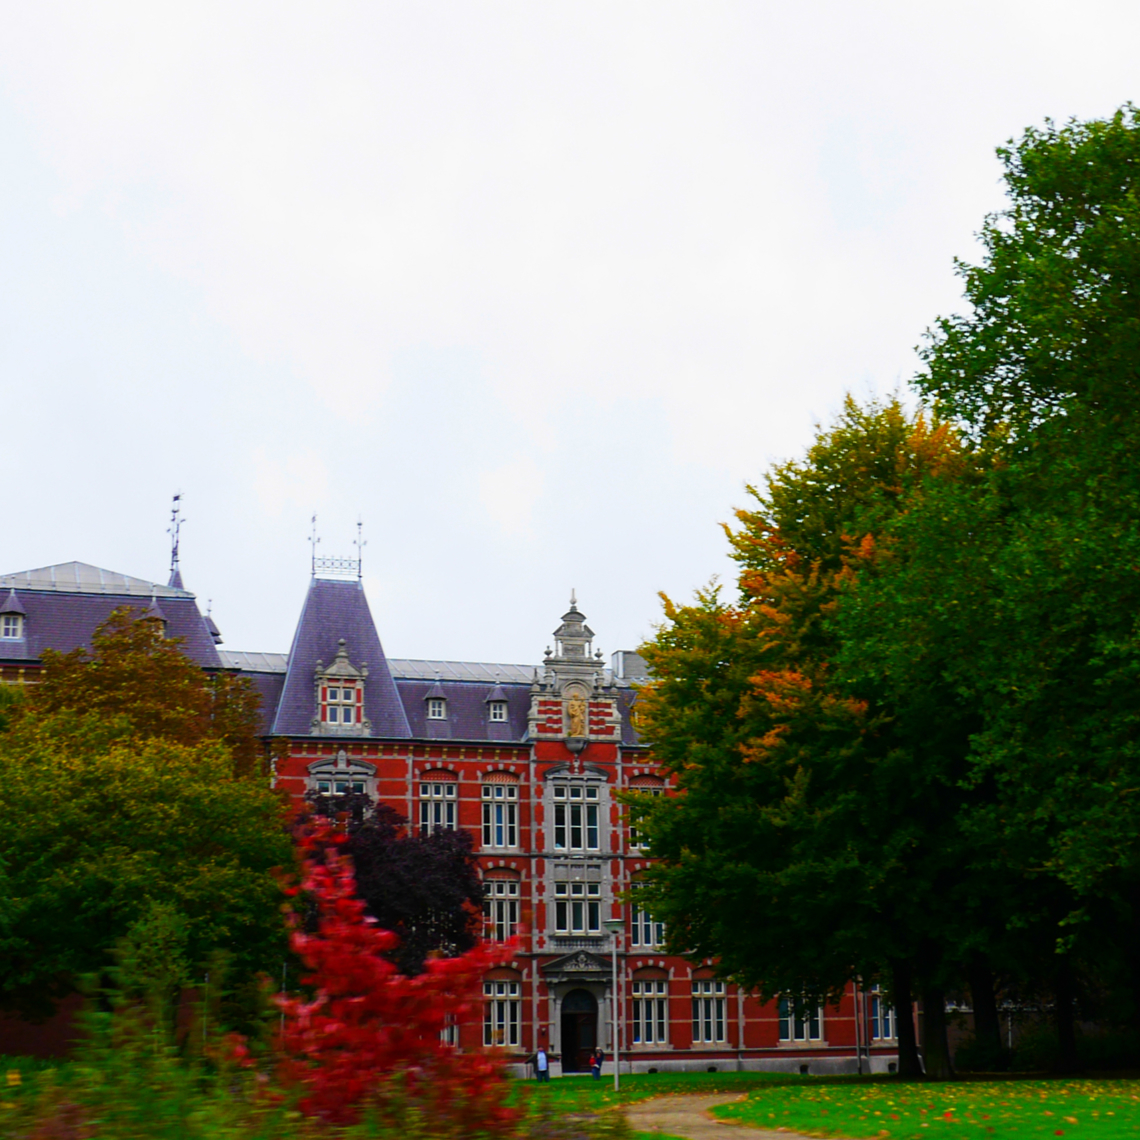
[603,917,623,1091]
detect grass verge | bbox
[712,1078,1140,1140]
[520,1069,801,1111]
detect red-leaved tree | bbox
[277,820,517,1130]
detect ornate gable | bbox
[540,949,611,982]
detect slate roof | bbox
[270,578,412,738]
[205,590,647,747]
[389,659,536,684]
[0,562,193,598]
[396,677,530,742]
[219,650,288,672]
[0,562,222,668]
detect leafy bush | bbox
[0,821,623,1140]
[275,819,514,1129]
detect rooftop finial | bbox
[166,493,186,589]
[309,514,320,577]
[570,588,577,608]
[354,518,366,581]
[168,493,183,574]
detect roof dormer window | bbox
[1,614,22,640]
[323,682,360,725]
[311,639,371,737]
[488,700,507,722]
[427,697,447,720]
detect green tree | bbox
[901,105,1140,1068]
[0,608,292,1019]
[633,397,976,1078]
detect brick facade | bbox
[0,560,902,1073]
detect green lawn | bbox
[713,1078,1140,1140]
[517,1069,800,1111]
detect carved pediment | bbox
[541,950,611,978]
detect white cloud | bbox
[1,0,1138,658]
[479,458,545,540]
[252,447,329,520]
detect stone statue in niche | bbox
[567,696,587,738]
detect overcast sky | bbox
[1,2,1136,665]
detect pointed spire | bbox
[204,600,223,645]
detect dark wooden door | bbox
[560,989,598,1072]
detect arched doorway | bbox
[560,988,598,1073]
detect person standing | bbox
[590,1048,603,1080]
[534,1046,550,1082]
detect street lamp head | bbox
[603,918,624,934]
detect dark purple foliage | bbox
[307,797,485,976]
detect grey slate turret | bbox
[271,577,411,738]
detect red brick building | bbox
[0,558,901,1074]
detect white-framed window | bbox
[427,697,446,720]
[1,614,23,639]
[484,877,520,940]
[869,986,895,1040]
[483,980,520,1047]
[420,780,457,833]
[552,784,600,851]
[488,700,508,722]
[627,782,663,849]
[315,777,367,797]
[554,881,601,933]
[630,902,664,948]
[322,681,360,725]
[778,997,822,1042]
[692,980,726,1043]
[482,783,518,848]
[440,1014,458,1047]
[632,980,669,1045]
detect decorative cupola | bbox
[0,589,26,640]
[528,592,621,750]
[552,591,594,659]
[312,638,371,736]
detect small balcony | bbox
[549,936,607,952]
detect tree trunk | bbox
[920,985,954,1081]
[1055,956,1078,1073]
[891,960,922,1077]
[1130,886,1140,1040]
[967,957,1003,1059]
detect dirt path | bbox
[625,1093,797,1140]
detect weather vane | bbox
[354,518,366,580]
[309,514,321,576]
[168,493,184,575]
